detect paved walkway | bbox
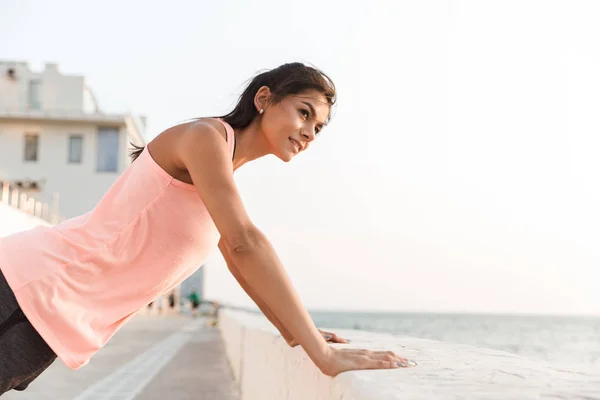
[4,315,240,400]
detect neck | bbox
[231,119,271,170]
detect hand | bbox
[318,347,417,377]
[286,329,349,348]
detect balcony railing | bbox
[1,181,64,224]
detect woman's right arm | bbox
[175,120,410,375]
[218,238,296,345]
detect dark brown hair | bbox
[129,62,336,162]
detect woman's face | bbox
[259,89,330,162]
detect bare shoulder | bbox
[145,117,230,184]
[189,117,228,142]
[173,118,230,167]
[174,117,228,147]
[152,117,227,151]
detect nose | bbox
[301,129,315,142]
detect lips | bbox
[289,137,302,152]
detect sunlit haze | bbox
[2,0,599,315]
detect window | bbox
[97,128,119,172]
[28,80,42,110]
[24,134,39,162]
[68,135,83,163]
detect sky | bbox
[1,0,599,316]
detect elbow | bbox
[223,226,264,256]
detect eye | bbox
[300,109,309,119]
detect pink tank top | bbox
[0,119,235,370]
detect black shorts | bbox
[0,269,57,395]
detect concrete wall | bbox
[0,202,49,238]
[219,309,600,400]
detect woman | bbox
[0,62,416,394]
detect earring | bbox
[259,109,264,114]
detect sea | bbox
[308,310,600,372]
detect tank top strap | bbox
[216,118,236,161]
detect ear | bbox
[254,86,272,113]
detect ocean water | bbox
[309,310,600,371]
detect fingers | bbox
[357,355,398,370]
[346,348,418,369]
[369,351,415,368]
[367,355,417,369]
[325,347,417,376]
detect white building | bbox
[0,60,146,219]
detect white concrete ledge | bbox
[219,309,600,400]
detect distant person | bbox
[187,289,201,317]
[212,301,221,317]
[0,62,415,395]
[208,301,221,327]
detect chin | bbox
[274,151,295,163]
[278,155,294,163]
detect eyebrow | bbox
[301,101,327,127]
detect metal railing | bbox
[0,181,64,224]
